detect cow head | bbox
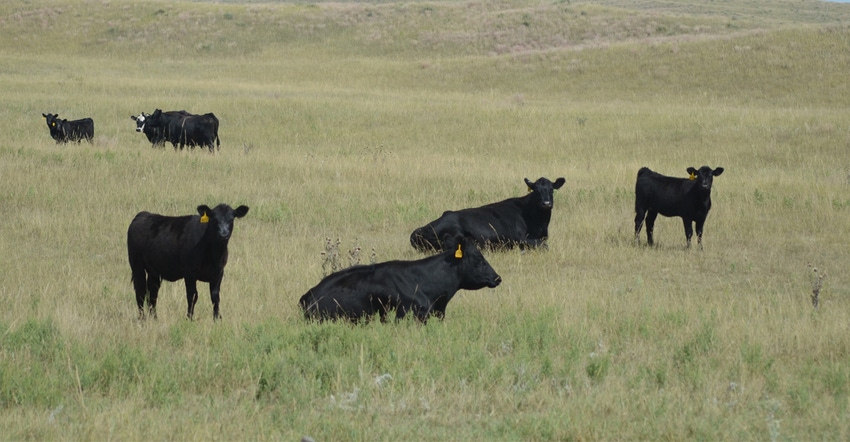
[524,177,566,209]
[131,113,150,132]
[687,166,724,190]
[450,236,502,290]
[43,113,62,133]
[43,113,59,128]
[42,113,67,142]
[145,109,166,129]
[197,204,250,240]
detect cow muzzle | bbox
[490,275,503,287]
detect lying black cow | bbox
[300,237,502,323]
[42,113,94,143]
[127,203,249,320]
[144,108,220,151]
[131,111,190,147]
[634,166,724,249]
[410,177,566,252]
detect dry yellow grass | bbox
[1,0,850,440]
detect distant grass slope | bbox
[3,0,849,106]
[4,0,850,59]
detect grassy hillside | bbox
[2,0,850,439]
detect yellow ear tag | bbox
[455,245,463,259]
[200,213,209,223]
[688,172,696,181]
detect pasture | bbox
[1,0,850,439]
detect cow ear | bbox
[443,233,463,254]
[197,205,212,217]
[524,178,534,192]
[686,167,697,175]
[553,177,566,189]
[42,113,48,119]
[234,205,250,218]
[131,115,137,121]
[713,167,724,177]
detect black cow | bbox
[634,166,724,249]
[145,109,220,151]
[127,203,249,320]
[300,237,502,323]
[410,177,566,252]
[131,111,190,147]
[42,113,94,143]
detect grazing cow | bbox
[300,236,502,323]
[634,166,725,249]
[144,108,220,151]
[42,113,94,143]
[131,111,190,147]
[410,177,566,252]
[127,203,249,320]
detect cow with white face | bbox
[131,110,190,147]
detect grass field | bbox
[2,0,850,439]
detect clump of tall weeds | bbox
[320,238,376,276]
[808,263,826,309]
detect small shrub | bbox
[808,264,826,309]
[586,355,609,384]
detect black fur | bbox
[300,237,501,323]
[634,166,724,249]
[127,204,249,320]
[410,177,566,252]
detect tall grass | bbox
[2,0,850,439]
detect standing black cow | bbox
[300,236,502,323]
[42,113,94,143]
[131,111,190,147]
[145,109,220,151]
[410,177,566,252]
[634,166,725,249]
[127,204,249,320]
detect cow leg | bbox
[431,297,448,320]
[644,211,658,245]
[146,274,161,319]
[374,296,389,323]
[185,279,199,320]
[634,207,647,244]
[682,219,694,248]
[695,219,705,250]
[209,273,224,320]
[131,268,148,319]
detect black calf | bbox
[634,166,724,249]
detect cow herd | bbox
[124,169,723,324]
[41,110,220,151]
